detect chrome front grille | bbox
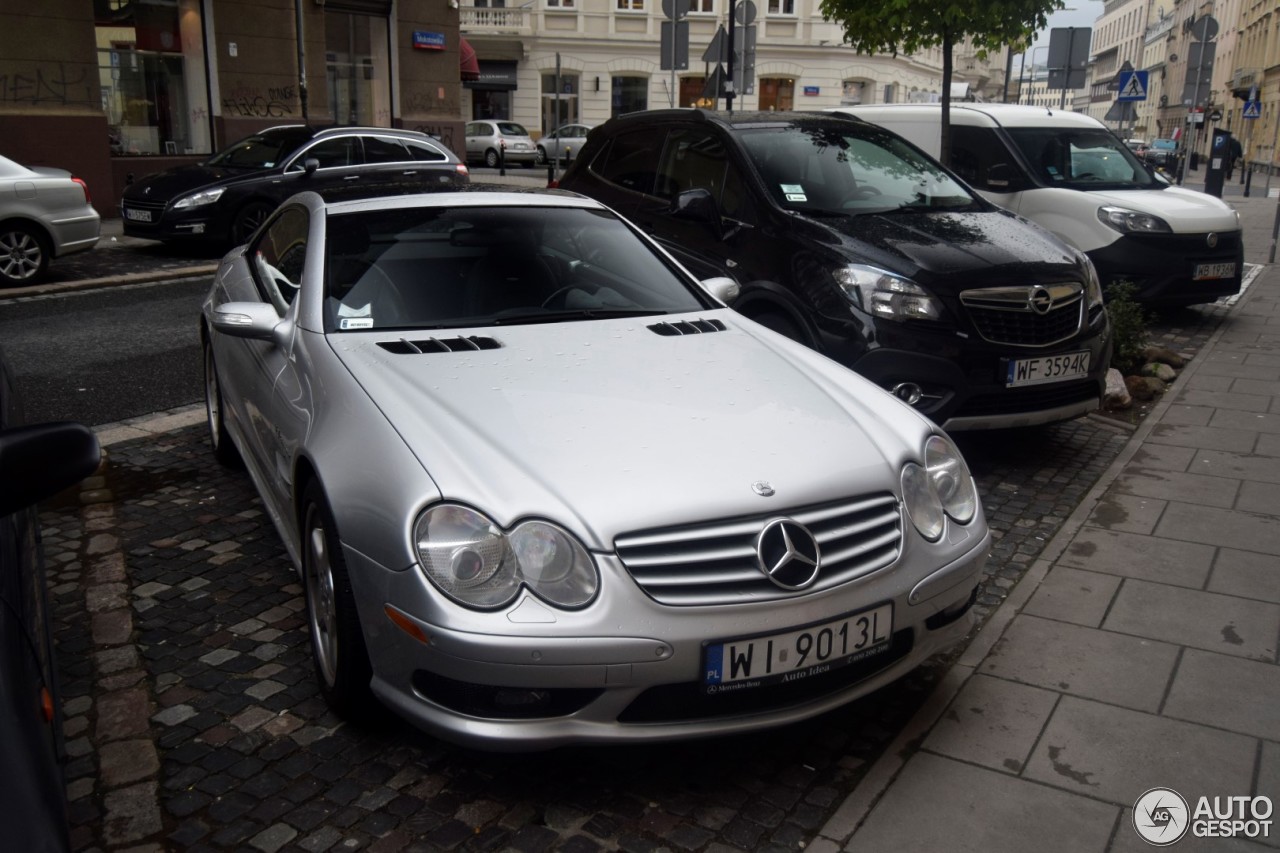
[960,283,1085,347]
[614,494,902,606]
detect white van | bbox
[831,104,1242,306]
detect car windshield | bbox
[739,123,979,214]
[1005,128,1159,190]
[324,204,712,332]
[497,122,529,137]
[205,128,314,170]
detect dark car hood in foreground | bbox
[815,208,1082,287]
[122,164,265,203]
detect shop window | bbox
[326,12,391,126]
[96,0,212,155]
[758,77,794,111]
[612,76,648,117]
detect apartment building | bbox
[459,0,1008,137]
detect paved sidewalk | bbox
[807,194,1280,850]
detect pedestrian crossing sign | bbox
[1116,70,1148,102]
[1244,99,1262,119]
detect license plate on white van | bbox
[1006,351,1090,387]
[1193,262,1235,281]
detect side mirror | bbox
[701,276,740,305]
[986,163,1016,190]
[0,422,100,516]
[303,157,320,176]
[211,302,286,342]
[670,188,722,238]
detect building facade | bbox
[0,1,465,207]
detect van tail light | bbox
[71,176,91,205]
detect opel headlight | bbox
[173,188,226,210]
[835,264,944,322]
[901,435,978,541]
[1081,253,1104,310]
[1097,205,1171,234]
[414,504,598,609]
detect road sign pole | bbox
[726,0,736,114]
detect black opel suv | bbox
[558,110,1113,431]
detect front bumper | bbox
[1088,230,1243,306]
[120,201,225,243]
[827,310,1111,431]
[346,530,990,749]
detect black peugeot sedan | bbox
[0,347,100,851]
[120,126,469,247]
[558,110,1113,431]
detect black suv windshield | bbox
[739,124,978,214]
[206,128,315,170]
[1006,128,1159,190]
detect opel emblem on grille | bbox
[752,481,775,497]
[1027,286,1054,315]
[1207,232,1218,249]
[755,519,821,590]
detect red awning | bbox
[460,37,480,82]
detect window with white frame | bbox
[767,0,795,14]
[617,0,644,10]
[547,0,575,7]
[690,0,714,12]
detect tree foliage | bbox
[817,0,1064,165]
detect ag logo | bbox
[1134,787,1190,846]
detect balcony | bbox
[1231,68,1259,89]
[460,6,532,32]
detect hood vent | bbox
[648,318,728,336]
[377,336,502,354]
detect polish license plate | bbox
[124,208,152,222]
[1005,351,1090,387]
[703,603,893,692]
[1193,262,1235,281]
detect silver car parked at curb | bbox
[200,187,990,749]
[0,154,100,287]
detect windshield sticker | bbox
[781,183,807,202]
[339,317,374,330]
[1045,167,1063,180]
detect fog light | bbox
[892,382,923,405]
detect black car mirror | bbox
[304,158,320,176]
[0,422,99,516]
[670,188,722,238]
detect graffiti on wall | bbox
[221,82,297,118]
[412,124,457,153]
[0,62,96,107]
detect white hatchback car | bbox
[465,120,538,168]
[0,155,100,287]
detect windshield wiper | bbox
[491,308,665,325]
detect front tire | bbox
[301,481,377,722]
[0,222,50,286]
[535,146,548,166]
[484,148,500,169]
[203,337,241,467]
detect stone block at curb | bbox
[100,738,160,787]
[95,688,151,742]
[103,781,162,846]
[91,609,134,645]
[89,552,127,584]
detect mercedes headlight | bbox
[173,188,226,210]
[1097,206,1171,234]
[414,504,598,609]
[835,264,944,322]
[901,435,978,541]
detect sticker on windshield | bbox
[781,183,807,202]
[339,317,374,330]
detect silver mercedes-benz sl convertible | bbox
[200,187,990,749]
